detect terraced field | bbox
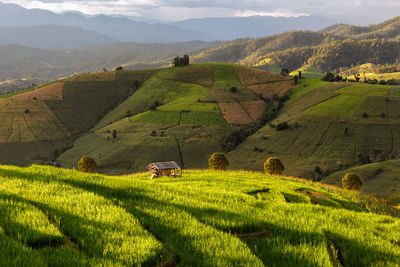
[0,69,157,165]
[58,63,293,173]
[0,165,399,266]
[228,78,400,201]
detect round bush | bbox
[342,173,362,190]
[264,157,284,175]
[208,153,229,170]
[78,156,97,173]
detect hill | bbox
[0,69,158,165]
[227,77,400,200]
[0,41,219,82]
[0,25,116,50]
[0,165,399,266]
[56,63,293,173]
[323,160,400,202]
[321,16,400,41]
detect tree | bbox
[78,156,97,173]
[112,130,117,139]
[342,173,362,190]
[208,153,229,170]
[183,54,190,65]
[264,157,284,175]
[173,55,190,67]
[280,69,289,76]
[298,71,302,79]
[294,75,299,85]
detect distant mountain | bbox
[0,41,221,82]
[321,16,400,41]
[0,25,116,49]
[169,16,342,40]
[0,2,210,44]
[0,2,347,47]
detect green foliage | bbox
[342,173,363,190]
[173,55,190,67]
[78,156,97,173]
[264,157,285,175]
[208,153,229,170]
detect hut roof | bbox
[146,161,181,170]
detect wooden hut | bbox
[146,161,182,179]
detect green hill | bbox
[323,160,400,203]
[227,78,400,199]
[0,165,399,266]
[0,69,157,165]
[56,63,293,174]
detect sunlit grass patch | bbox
[305,94,365,116]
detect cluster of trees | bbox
[173,55,190,67]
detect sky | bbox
[1,0,399,22]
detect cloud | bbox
[0,0,398,21]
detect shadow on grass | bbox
[1,167,399,266]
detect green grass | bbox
[290,64,324,79]
[287,78,329,104]
[305,94,365,116]
[212,64,243,88]
[0,165,399,266]
[336,83,392,96]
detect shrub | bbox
[362,112,368,118]
[342,173,362,190]
[264,157,284,175]
[229,86,238,92]
[78,156,97,173]
[254,146,264,152]
[208,153,229,170]
[276,122,289,131]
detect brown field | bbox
[247,80,293,99]
[11,82,64,101]
[176,65,213,87]
[0,99,70,143]
[234,65,292,85]
[219,100,266,124]
[240,100,267,121]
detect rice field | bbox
[0,165,399,266]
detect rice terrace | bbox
[1,2,400,265]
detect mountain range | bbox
[0,2,342,48]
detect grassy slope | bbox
[323,160,400,202]
[0,70,157,165]
[58,63,292,174]
[228,78,400,199]
[0,165,399,266]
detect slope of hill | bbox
[0,69,157,165]
[323,160,400,202]
[321,16,400,41]
[0,25,116,50]
[0,165,399,266]
[227,78,400,192]
[57,63,293,173]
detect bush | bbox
[78,156,97,173]
[276,122,289,131]
[264,157,284,175]
[342,173,362,190]
[208,153,229,170]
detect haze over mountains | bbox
[0,2,341,47]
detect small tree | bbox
[342,173,362,190]
[78,156,97,173]
[208,153,229,170]
[264,157,284,175]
